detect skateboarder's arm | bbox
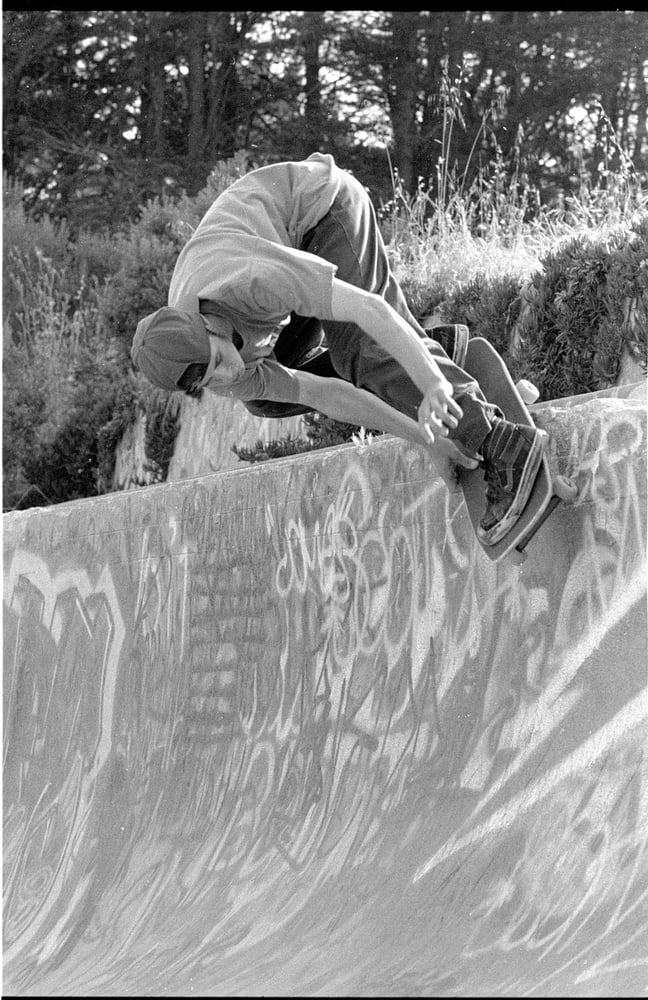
[329,278,439,387]
[329,278,463,439]
[293,371,421,443]
[292,371,477,468]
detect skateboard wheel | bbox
[516,379,540,404]
[553,475,578,501]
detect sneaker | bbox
[424,322,469,368]
[478,417,546,545]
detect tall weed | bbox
[3,251,130,508]
[380,74,647,374]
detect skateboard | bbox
[456,338,578,564]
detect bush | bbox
[2,334,48,507]
[512,212,648,398]
[142,386,182,482]
[99,231,181,345]
[3,176,71,323]
[3,173,126,322]
[2,245,132,509]
[604,211,648,364]
[435,272,524,364]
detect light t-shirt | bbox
[168,153,344,402]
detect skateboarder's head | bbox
[132,307,243,394]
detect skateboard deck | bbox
[457,338,574,564]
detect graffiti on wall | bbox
[3,554,124,965]
[261,401,647,986]
[3,398,646,994]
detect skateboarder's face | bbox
[197,332,245,390]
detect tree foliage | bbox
[4,10,647,228]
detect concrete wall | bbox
[3,382,647,997]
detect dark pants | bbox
[246,170,494,455]
[243,315,337,419]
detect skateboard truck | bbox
[508,472,578,564]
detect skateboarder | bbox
[131,153,545,545]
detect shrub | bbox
[513,212,648,399]
[21,371,115,505]
[3,176,71,322]
[2,174,70,265]
[604,211,648,365]
[142,386,182,482]
[1,246,132,509]
[434,272,524,364]
[2,333,48,507]
[99,231,181,345]
[3,174,125,320]
[95,372,140,493]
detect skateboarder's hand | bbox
[418,377,463,443]
[431,438,480,470]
